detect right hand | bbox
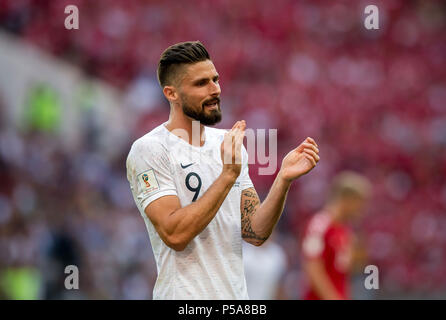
[278,137,319,182]
[220,120,246,179]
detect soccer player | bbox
[301,171,372,300]
[243,233,287,299]
[126,41,320,299]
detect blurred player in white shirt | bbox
[126,41,320,299]
[243,235,287,300]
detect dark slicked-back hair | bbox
[157,41,210,87]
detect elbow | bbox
[170,243,187,252]
[251,231,270,246]
[251,239,265,247]
[253,239,266,247]
[244,236,268,247]
[165,234,189,252]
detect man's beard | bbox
[181,97,222,126]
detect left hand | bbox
[279,137,320,182]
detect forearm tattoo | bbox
[241,188,268,245]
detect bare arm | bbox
[304,258,343,300]
[241,137,320,246]
[240,179,290,246]
[145,121,246,251]
[146,172,236,251]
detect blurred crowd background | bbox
[0,0,445,299]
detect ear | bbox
[163,85,178,104]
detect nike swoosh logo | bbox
[180,162,194,169]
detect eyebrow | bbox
[192,74,219,85]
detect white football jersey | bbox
[126,122,254,299]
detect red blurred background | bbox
[0,0,445,299]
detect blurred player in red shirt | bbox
[301,171,371,300]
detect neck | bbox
[165,106,206,147]
[324,202,345,223]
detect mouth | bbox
[204,103,218,110]
[203,98,220,110]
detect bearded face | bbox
[180,93,222,126]
[172,60,222,126]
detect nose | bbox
[209,80,221,97]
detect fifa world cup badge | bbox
[142,173,151,188]
[138,169,160,195]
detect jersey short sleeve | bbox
[239,145,254,190]
[302,214,330,259]
[126,140,177,213]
